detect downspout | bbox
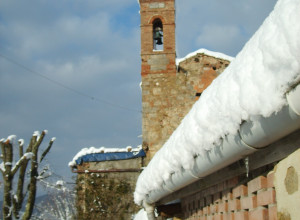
[145,83,300,204]
[143,201,156,220]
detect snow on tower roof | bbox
[176,48,234,66]
[134,0,300,205]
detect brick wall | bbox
[181,172,277,220]
[139,0,231,165]
[141,54,230,164]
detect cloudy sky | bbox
[0,0,277,183]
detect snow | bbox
[5,135,17,144]
[33,130,47,137]
[68,145,143,167]
[176,48,235,66]
[134,0,300,205]
[18,139,24,146]
[0,162,5,172]
[51,137,56,141]
[133,209,148,220]
[33,131,40,137]
[24,152,34,159]
[11,152,34,171]
[56,180,64,186]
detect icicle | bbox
[244,157,249,178]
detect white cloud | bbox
[195,24,245,55]
[0,0,278,183]
[175,0,277,57]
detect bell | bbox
[156,38,163,45]
[154,29,163,45]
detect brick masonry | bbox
[140,0,231,165]
[181,172,278,220]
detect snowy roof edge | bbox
[68,145,143,167]
[134,0,300,206]
[176,48,235,66]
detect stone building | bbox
[139,0,232,164]
[71,147,145,220]
[71,0,233,219]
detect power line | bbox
[0,53,142,113]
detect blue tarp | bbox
[75,149,146,165]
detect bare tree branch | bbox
[40,138,55,163]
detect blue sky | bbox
[0,0,277,183]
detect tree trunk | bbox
[22,132,45,220]
[2,141,13,220]
[3,174,13,220]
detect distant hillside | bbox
[0,191,75,220]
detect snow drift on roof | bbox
[68,145,143,167]
[176,48,234,66]
[74,149,146,165]
[134,0,300,205]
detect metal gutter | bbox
[144,83,300,205]
[72,168,143,173]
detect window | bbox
[153,18,163,51]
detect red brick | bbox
[218,201,228,213]
[200,216,207,220]
[207,215,214,220]
[214,213,223,220]
[210,204,218,213]
[200,197,206,208]
[197,208,203,216]
[248,176,268,194]
[268,204,277,220]
[267,171,275,188]
[240,195,257,210]
[217,182,226,192]
[228,199,241,212]
[213,192,222,203]
[205,185,219,197]
[203,206,210,215]
[249,207,268,220]
[222,212,234,220]
[257,189,276,206]
[233,185,248,198]
[206,195,213,205]
[234,211,249,220]
[227,177,239,187]
[222,189,233,201]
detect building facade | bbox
[139,0,231,164]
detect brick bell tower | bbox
[139,0,177,164]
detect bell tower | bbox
[139,0,176,76]
[139,0,177,164]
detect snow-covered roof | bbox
[176,48,234,66]
[134,0,300,205]
[68,145,143,167]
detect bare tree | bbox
[0,130,54,220]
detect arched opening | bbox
[153,18,163,51]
